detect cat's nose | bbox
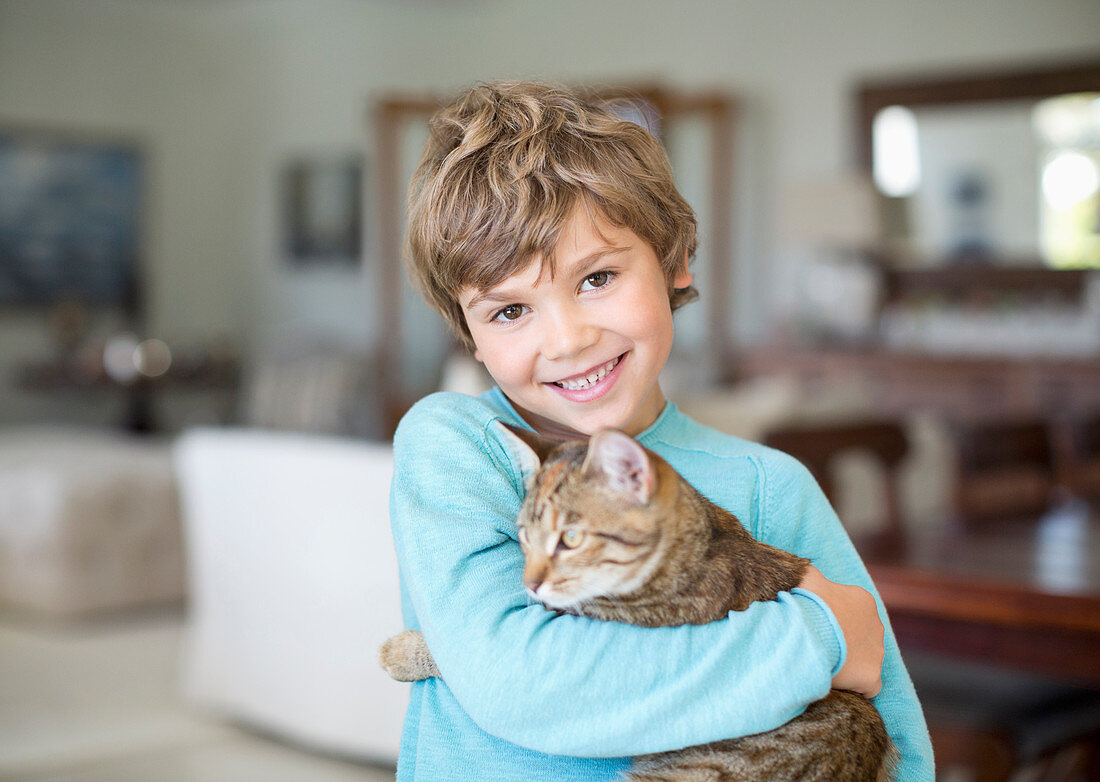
[523,560,549,594]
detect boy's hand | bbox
[798,564,884,698]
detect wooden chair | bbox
[762,419,909,555]
[1061,414,1100,502]
[949,418,1058,525]
[763,418,1100,781]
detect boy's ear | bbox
[495,422,559,487]
[672,251,693,289]
[581,430,654,504]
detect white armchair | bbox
[174,427,407,763]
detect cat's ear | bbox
[581,430,654,504]
[495,422,558,487]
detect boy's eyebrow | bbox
[464,246,630,309]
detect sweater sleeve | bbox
[389,394,846,758]
[756,448,936,781]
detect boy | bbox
[390,80,933,780]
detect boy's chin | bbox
[508,395,592,441]
[566,404,646,438]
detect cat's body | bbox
[380,425,897,781]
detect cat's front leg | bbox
[378,629,440,681]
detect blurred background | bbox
[1,1,1099,780]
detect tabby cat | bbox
[379,423,897,781]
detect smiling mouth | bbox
[551,354,624,391]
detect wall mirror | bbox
[856,59,1100,270]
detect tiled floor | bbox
[0,610,396,781]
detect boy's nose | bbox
[540,309,598,361]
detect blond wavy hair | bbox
[404,80,699,351]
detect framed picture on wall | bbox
[0,128,143,310]
[281,154,364,268]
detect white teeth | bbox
[554,356,620,391]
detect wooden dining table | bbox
[855,498,1100,690]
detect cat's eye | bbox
[560,529,584,549]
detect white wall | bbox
[1,0,1098,425]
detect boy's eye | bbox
[493,304,526,322]
[580,271,613,291]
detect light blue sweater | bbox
[389,388,934,781]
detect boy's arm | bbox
[757,448,935,781]
[389,394,846,759]
[799,564,885,697]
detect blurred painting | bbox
[0,131,142,307]
[282,155,363,267]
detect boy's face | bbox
[459,206,692,438]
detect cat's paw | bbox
[378,629,440,682]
